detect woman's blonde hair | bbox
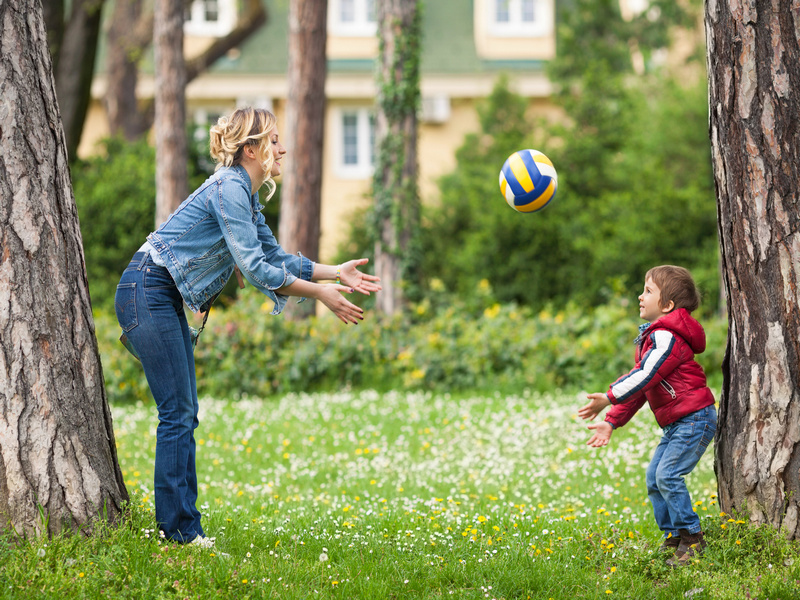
[209,107,278,199]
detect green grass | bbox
[2,391,799,599]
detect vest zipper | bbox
[660,380,677,399]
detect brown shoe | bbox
[658,533,681,553]
[666,529,706,567]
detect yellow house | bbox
[82,0,557,261]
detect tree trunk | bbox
[0,0,128,537]
[706,0,800,537]
[373,0,421,316]
[278,0,327,319]
[41,0,106,161]
[105,0,266,144]
[54,0,106,161]
[104,0,153,141]
[153,0,189,226]
[42,0,65,60]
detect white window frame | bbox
[185,0,237,37]
[329,0,377,37]
[487,0,552,38]
[334,108,375,179]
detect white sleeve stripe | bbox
[610,330,675,402]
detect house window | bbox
[185,0,237,37]
[488,0,550,37]
[336,108,375,178]
[330,0,377,37]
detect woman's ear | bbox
[242,144,257,160]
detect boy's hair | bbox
[645,265,701,313]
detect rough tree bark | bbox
[153,0,189,225]
[705,0,800,537]
[373,0,421,316]
[278,0,327,319]
[0,0,128,537]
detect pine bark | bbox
[0,0,128,537]
[705,0,800,537]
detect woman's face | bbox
[267,126,287,177]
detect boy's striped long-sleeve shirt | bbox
[604,308,715,429]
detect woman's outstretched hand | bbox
[317,284,365,325]
[339,258,382,295]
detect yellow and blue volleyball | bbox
[499,149,558,213]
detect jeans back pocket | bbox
[115,282,138,332]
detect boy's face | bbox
[639,277,673,322]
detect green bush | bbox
[98,284,726,404]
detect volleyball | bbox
[499,149,558,213]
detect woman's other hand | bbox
[339,258,382,295]
[316,284,365,325]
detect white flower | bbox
[319,552,329,562]
[37,549,45,558]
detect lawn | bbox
[2,391,798,599]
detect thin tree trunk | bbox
[54,0,105,161]
[105,0,266,144]
[279,0,327,319]
[373,0,421,316]
[42,0,65,61]
[153,0,188,226]
[706,0,800,538]
[104,0,153,141]
[0,0,128,537]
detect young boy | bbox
[578,265,716,567]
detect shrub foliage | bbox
[99,285,726,404]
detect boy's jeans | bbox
[646,405,717,538]
[115,252,204,543]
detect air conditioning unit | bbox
[420,95,451,124]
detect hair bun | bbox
[207,107,277,173]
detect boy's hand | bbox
[586,421,613,447]
[578,392,611,421]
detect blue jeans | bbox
[646,405,716,538]
[115,252,204,543]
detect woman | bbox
[115,107,381,546]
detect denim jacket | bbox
[147,165,314,314]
